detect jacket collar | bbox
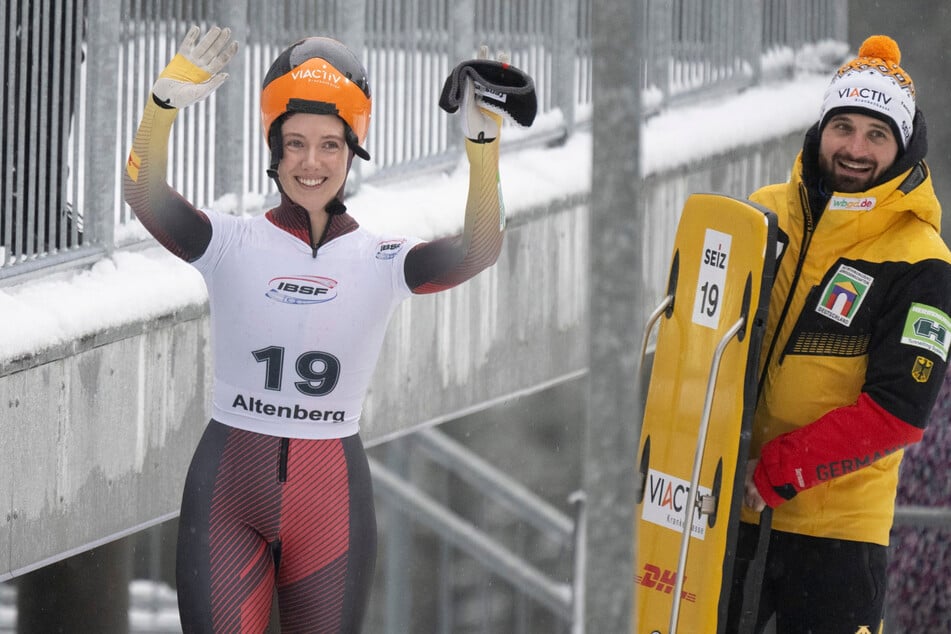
[265,194,359,248]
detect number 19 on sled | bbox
[633,194,777,633]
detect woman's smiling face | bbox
[277,112,350,214]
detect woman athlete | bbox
[123,25,535,633]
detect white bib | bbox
[192,210,421,438]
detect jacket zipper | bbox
[756,183,815,393]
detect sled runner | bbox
[633,193,777,633]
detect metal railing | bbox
[1,0,88,274]
[1,0,846,281]
[893,504,951,529]
[645,0,846,110]
[371,427,586,632]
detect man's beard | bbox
[818,153,878,193]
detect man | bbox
[728,35,951,633]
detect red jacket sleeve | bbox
[753,392,924,508]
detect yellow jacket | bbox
[742,125,951,545]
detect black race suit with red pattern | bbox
[124,95,505,632]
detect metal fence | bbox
[0,0,845,277]
[1,0,88,277]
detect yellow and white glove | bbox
[151,25,238,110]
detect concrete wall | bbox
[0,198,590,582]
[363,200,590,443]
[1,311,211,580]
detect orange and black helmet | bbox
[261,37,372,168]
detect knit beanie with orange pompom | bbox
[818,35,916,149]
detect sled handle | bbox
[669,314,747,634]
[637,294,674,391]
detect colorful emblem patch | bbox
[815,264,873,326]
[912,356,934,383]
[901,303,951,362]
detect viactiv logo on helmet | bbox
[291,62,345,89]
[266,275,338,305]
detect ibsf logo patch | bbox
[815,264,873,326]
[376,239,406,260]
[265,275,338,305]
[901,302,951,362]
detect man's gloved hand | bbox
[151,25,238,110]
[439,46,537,143]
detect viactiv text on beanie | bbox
[818,35,916,150]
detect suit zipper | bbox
[757,184,815,393]
[308,220,319,258]
[278,438,290,482]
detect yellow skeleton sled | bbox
[633,194,777,633]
